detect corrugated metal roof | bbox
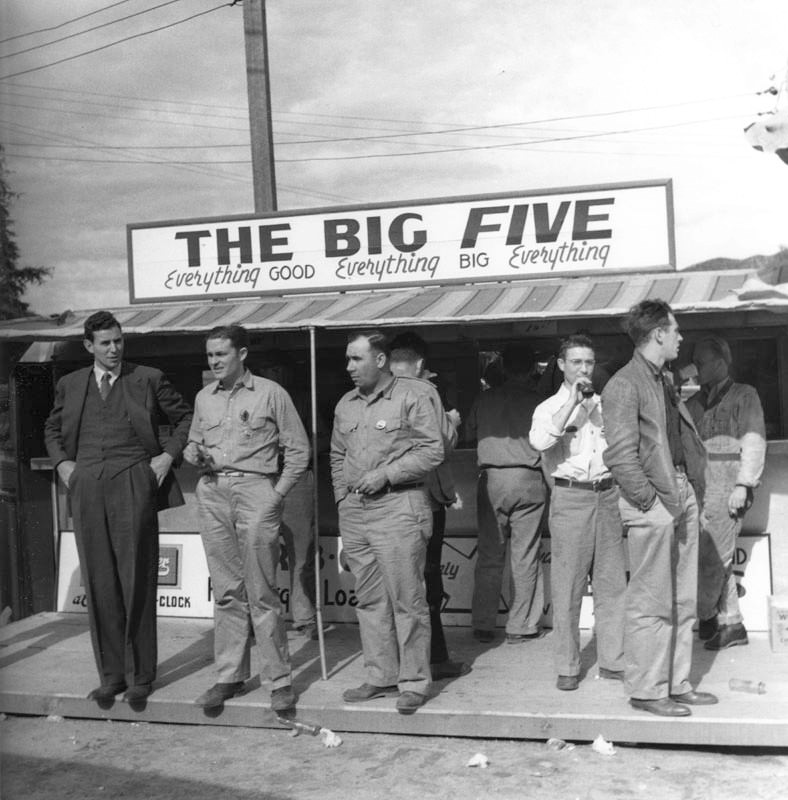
[1,268,785,342]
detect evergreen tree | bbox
[0,146,50,319]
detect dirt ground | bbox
[1,713,786,800]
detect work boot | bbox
[431,660,471,680]
[271,685,297,712]
[342,683,399,703]
[704,622,748,650]
[556,675,579,691]
[396,691,427,715]
[195,682,246,710]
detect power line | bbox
[0,3,234,81]
[0,0,185,61]
[0,0,133,45]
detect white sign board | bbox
[58,532,771,631]
[128,181,674,303]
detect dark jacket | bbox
[44,362,193,510]
[601,351,706,518]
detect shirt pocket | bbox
[368,417,404,461]
[199,416,223,447]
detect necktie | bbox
[100,372,111,401]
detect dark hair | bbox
[206,324,249,351]
[558,334,594,361]
[501,343,535,376]
[348,329,390,358]
[693,334,732,365]
[623,299,674,346]
[84,311,121,341]
[389,330,428,363]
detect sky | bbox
[1,0,788,316]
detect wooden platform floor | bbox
[1,613,787,747]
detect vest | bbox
[76,376,149,478]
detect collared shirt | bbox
[465,376,542,468]
[529,383,610,481]
[188,370,309,496]
[330,375,444,503]
[93,364,120,389]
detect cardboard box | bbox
[768,595,788,652]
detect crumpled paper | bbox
[466,752,490,768]
[591,734,616,756]
[320,728,343,748]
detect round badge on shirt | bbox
[375,420,386,430]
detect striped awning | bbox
[1,267,785,343]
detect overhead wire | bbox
[0,2,235,81]
[0,0,185,61]
[0,0,134,45]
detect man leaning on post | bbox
[331,329,445,715]
[601,299,717,717]
[184,325,309,714]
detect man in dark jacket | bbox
[44,311,192,706]
[602,299,716,717]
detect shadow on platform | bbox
[1,612,787,747]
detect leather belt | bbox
[554,476,615,492]
[707,452,740,462]
[361,482,425,497]
[480,464,540,470]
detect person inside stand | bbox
[389,331,470,681]
[44,310,193,708]
[601,299,717,717]
[687,335,766,650]
[185,325,309,714]
[530,334,626,691]
[465,343,548,645]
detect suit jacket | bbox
[44,362,193,510]
[601,351,706,518]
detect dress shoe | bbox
[123,684,152,703]
[704,622,748,650]
[629,697,691,717]
[598,668,625,681]
[431,660,471,680]
[342,683,399,703]
[556,675,579,691]
[195,682,246,709]
[505,630,543,644]
[472,628,495,643]
[670,690,718,706]
[270,686,297,712]
[87,683,126,703]
[698,617,718,641]
[396,691,427,715]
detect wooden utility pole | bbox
[242,0,277,212]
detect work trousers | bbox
[549,484,626,677]
[69,460,159,687]
[698,460,744,626]
[196,474,291,690]
[427,506,449,664]
[339,489,432,695]
[472,466,547,635]
[619,472,699,700]
[280,469,316,629]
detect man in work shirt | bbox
[466,343,547,644]
[331,329,445,715]
[184,325,309,713]
[602,299,716,717]
[530,334,626,691]
[687,335,766,650]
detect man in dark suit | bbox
[44,310,192,706]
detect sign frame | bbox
[127,179,675,304]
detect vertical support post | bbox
[242,0,277,212]
[309,326,327,679]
